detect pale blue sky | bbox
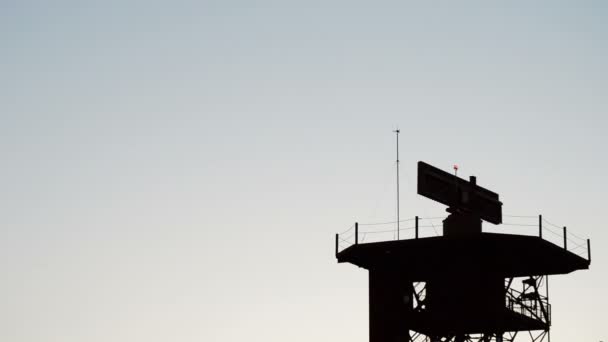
[1,1,607,341]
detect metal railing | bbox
[335,214,591,262]
[505,287,551,325]
[335,215,445,254]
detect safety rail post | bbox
[415,216,419,239]
[538,214,543,239]
[335,233,339,257]
[587,239,591,262]
[355,222,359,245]
[563,227,567,250]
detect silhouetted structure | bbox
[335,161,591,342]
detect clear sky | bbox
[1,1,606,341]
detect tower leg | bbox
[369,270,411,342]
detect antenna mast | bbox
[394,129,400,239]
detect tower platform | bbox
[337,232,589,280]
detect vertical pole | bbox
[415,216,419,239]
[355,222,359,245]
[563,226,567,250]
[587,239,591,262]
[546,274,551,342]
[539,214,543,239]
[394,129,400,240]
[335,233,339,257]
[546,274,551,339]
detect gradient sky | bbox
[1,1,607,341]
